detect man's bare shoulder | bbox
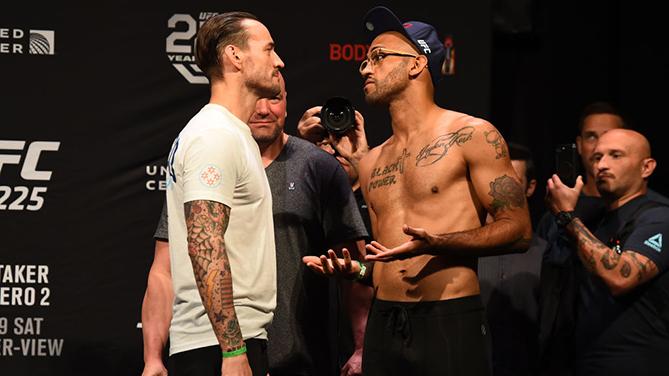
[437,109,493,132]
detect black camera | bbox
[320,97,355,136]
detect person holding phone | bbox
[536,102,669,374]
[545,129,669,375]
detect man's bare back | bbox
[360,109,528,301]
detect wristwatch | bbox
[555,210,576,228]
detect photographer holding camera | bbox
[298,98,372,235]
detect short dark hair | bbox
[508,142,535,181]
[195,12,258,79]
[577,101,625,133]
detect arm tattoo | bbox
[570,219,610,273]
[488,174,526,214]
[627,252,656,282]
[571,219,602,245]
[570,218,659,289]
[415,126,475,166]
[484,130,508,159]
[586,251,597,269]
[600,250,621,270]
[620,261,632,278]
[184,200,243,351]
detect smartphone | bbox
[555,143,579,187]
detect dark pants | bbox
[363,295,492,376]
[168,339,268,376]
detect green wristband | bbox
[355,260,367,280]
[222,345,247,358]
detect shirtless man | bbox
[303,7,531,375]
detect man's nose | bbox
[595,156,608,171]
[273,51,285,68]
[255,100,270,115]
[359,61,372,77]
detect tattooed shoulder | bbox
[484,129,508,159]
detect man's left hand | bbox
[340,348,363,376]
[365,225,435,262]
[545,174,584,214]
[303,249,360,279]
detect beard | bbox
[251,123,283,148]
[595,178,620,201]
[364,62,410,106]
[245,65,280,99]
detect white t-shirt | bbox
[165,103,276,356]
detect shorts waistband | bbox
[373,294,483,316]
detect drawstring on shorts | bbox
[386,305,412,346]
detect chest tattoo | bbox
[368,149,410,192]
[415,126,475,167]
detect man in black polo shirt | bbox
[545,128,669,375]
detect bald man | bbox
[545,129,669,375]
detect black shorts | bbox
[363,295,492,376]
[168,339,268,376]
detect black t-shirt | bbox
[264,136,368,376]
[575,195,669,374]
[354,188,372,240]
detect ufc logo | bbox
[0,140,60,181]
[417,39,431,54]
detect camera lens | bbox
[321,97,355,136]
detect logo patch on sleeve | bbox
[644,233,663,253]
[199,165,222,188]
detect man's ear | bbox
[526,178,537,198]
[641,157,656,179]
[408,55,428,79]
[223,45,243,70]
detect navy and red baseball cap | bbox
[363,6,445,86]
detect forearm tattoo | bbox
[487,174,526,214]
[620,261,632,278]
[184,200,243,350]
[415,126,475,167]
[571,219,609,273]
[600,250,622,270]
[484,130,508,159]
[570,218,659,286]
[627,251,657,282]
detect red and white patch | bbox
[199,165,222,188]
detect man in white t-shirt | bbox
[160,11,284,376]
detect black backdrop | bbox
[2,1,667,375]
[491,0,669,221]
[1,2,490,375]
